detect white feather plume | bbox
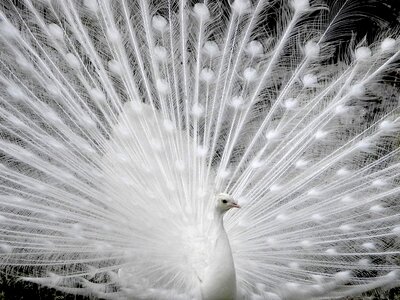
[0,0,399,299]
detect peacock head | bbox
[215,193,240,214]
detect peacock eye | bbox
[222,200,228,204]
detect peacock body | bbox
[0,0,399,299]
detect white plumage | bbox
[200,194,239,300]
[0,0,399,299]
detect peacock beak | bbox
[230,203,241,209]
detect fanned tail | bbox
[0,0,398,299]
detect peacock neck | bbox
[213,210,225,232]
[201,211,237,300]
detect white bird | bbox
[201,193,240,300]
[0,0,399,299]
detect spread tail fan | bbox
[0,0,399,299]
